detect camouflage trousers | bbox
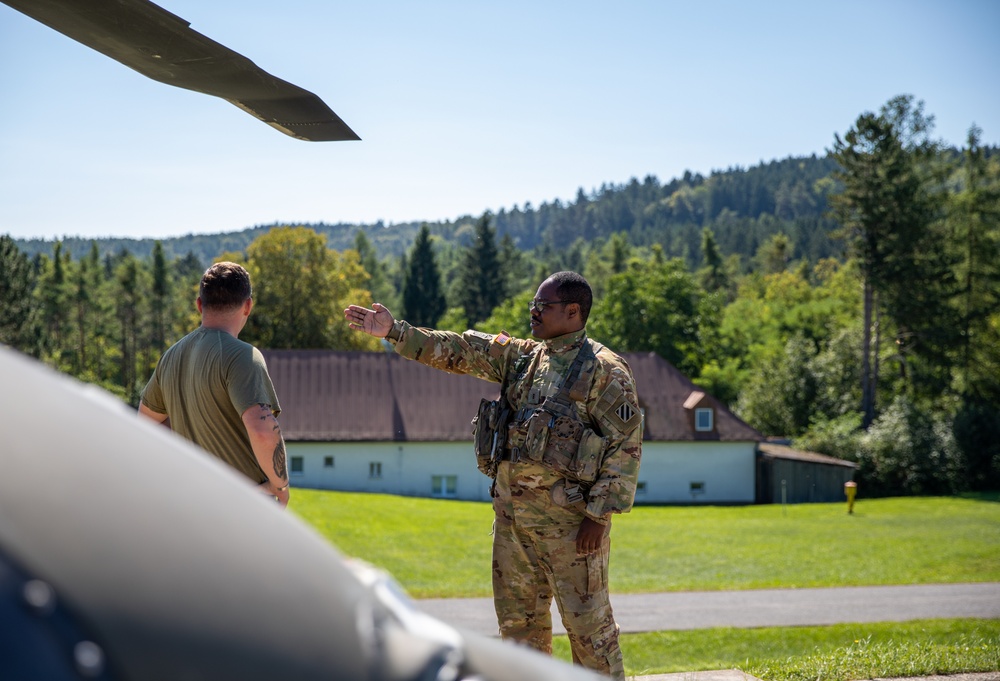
[492,516,624,680]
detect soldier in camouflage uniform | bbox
[345,271,642,680]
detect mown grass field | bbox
[289,491,1000,678]
[290,491,1000,598]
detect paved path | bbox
[416,582,1000,637]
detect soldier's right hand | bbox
[345,303,395,338]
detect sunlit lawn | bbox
[290,490,1000,678]
[290,491,1000,598]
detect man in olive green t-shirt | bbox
[139,262,290,507]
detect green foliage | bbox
[5,97,1000,499]
[239,227,381,351]
[949,126,1000,399]
[855,396,966,496]
[401,224,447,327]
[456,213,505,325]
[796,412,864,459]
[435,306,469,334]
[354,229,397,311]
[0,234,39,352]
[951,397,1000,491]
[477,288,533,338]
[589,256,702,376]
[735,334,817,437]
[830,95,961,423]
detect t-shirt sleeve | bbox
[139,367,167,414]
[227,346,281,417]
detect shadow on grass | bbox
[959,491,1000,503]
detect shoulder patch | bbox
[489,330,512,357]
[465,330,494,351]
[595,379,642,435]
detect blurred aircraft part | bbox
[1,0,360,141]
[0,345,601,681]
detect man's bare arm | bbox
[241,403,290,508]
[138,402,170,427]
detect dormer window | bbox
[683,390,717,435]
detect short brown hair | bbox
[199,262,252,311]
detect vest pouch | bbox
[570,428,606,483]
[472,398,501,476]
[522,410,550,462]
[539,414,584,477]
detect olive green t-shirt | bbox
[140,327,281,483]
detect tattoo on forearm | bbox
[273,440,287,481]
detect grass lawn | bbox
[290,490,1000,678]
[290,490,1000,598]
[597,619,1000,679]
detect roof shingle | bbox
[262,349,762,443]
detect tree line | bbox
[2,95,998,497]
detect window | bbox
[323,456,334,468]
[695,408,714,432]
[690,481,705,495]
[369,462,382,479]
[290,456,304,475]
[431,475,457,498]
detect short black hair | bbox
[547,271,592,324]
[199,262,252,311]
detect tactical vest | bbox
[500,340,608,483]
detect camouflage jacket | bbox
[391,323,642,525]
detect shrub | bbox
[953,398,1000,491]
[855,396,966,496]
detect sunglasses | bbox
[529,299,571,313]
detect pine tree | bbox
[952,126,1000,399]
[402,225,446,327]
[830,96,946,427]
[0,235,38,353]
[114,253,143,404]
[698,227,727,291]
[457,214,505,326]
[150,241,171,357]
[36,241,70,366]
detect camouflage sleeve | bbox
[583,354,643,522]
[390,320,525,384]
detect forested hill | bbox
[16,153,846,266]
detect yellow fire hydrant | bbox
[844,480,857,514]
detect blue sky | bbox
[2,0,998,241]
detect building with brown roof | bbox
[262,349,854,504]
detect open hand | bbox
[344,302,394,338]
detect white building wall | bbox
[288,439,758,504]
[288,441,491,501]
[634,441,757,504]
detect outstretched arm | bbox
[344,302,395,338]
[241,403,290,508]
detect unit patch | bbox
[616,401,636,424]
[595,379,642,436]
